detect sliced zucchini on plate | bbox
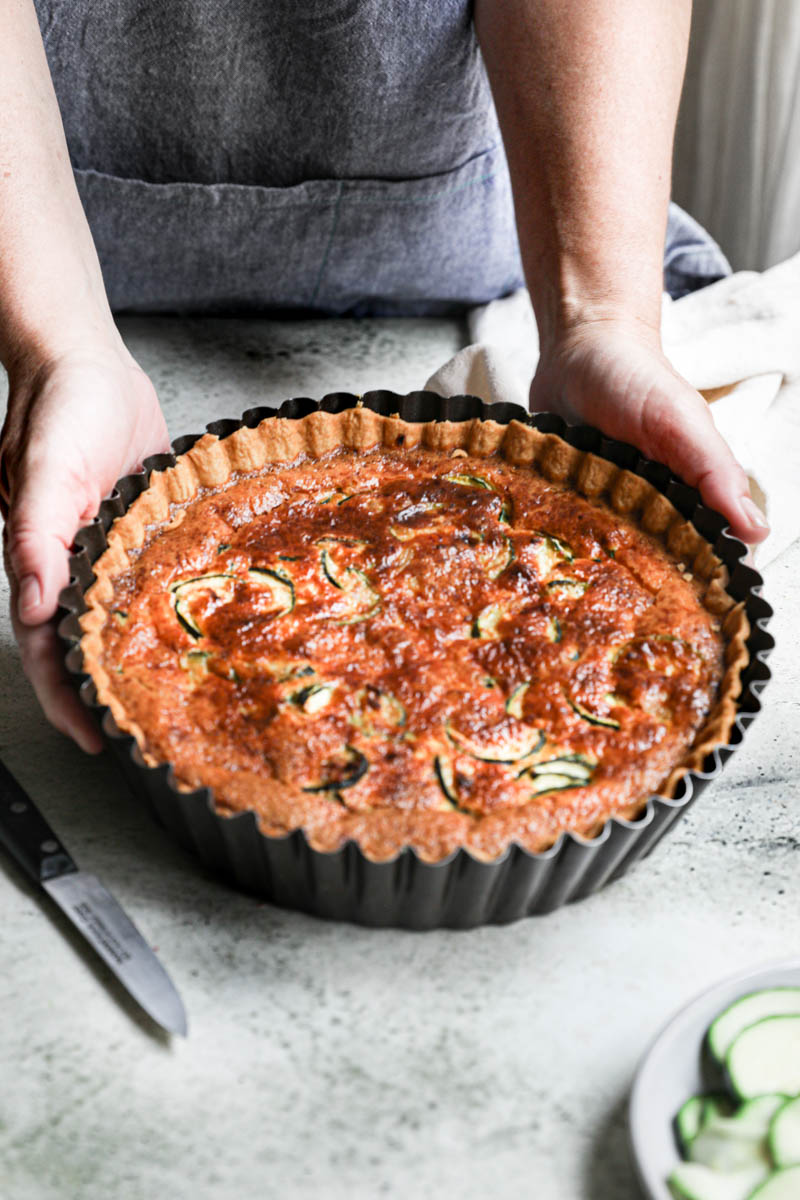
[687,1096,783,1172]
[446,721,545,764]
[677,1096,711,1152]
[677,1094,735,1156]
[727,1016,800,1101]
[302,745,368,793]
[667,1162,767,1200]
[769,1096,800,1168]
[748,1167,800,1198]
[709,990,800,1064]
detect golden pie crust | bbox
[79,409,749,863]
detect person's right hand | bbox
[1,341,170,752]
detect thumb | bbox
[4,450,95,626]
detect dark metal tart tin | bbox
[57,392,774,928]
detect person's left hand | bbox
[529,317,769,545]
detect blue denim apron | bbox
[34,0,729,314]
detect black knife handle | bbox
[0,758,79,883]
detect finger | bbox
[4,450,90,626]
[638,385,770,545]
[8,586,103,754]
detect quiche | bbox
[79,408,748,864]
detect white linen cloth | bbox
[425,253,800,567]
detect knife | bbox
[0,756,188,1036]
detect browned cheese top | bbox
[97,446,725,861]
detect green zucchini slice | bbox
[179,648,212,682]
[443,472,494,490]
[727,1015,800,1100]
[288,682,337,715]
[471,602,507,639]
[566,694,621,730]
[747,1168,800,1198]
[546,578,588,600]
[527,772,582,796]
[302,745,368,792]
[320,548,347,589]
[505,683,530,720]
[477,535,515,580]
[112,609,129,626]
[434,756,462,809]
[170,572,237,638]
[770,1097,800,1168]
[351,688,407,736]
[677,1097,709,1151]
[687,1096,783,1172]
[316,535,369,548]
[336,489,384,513]
[709,990,800,1064]
[667,1162,767,1200]
[320,550,381,623]
[547,616,562,643]
[529,755,595,781]
[247,567,295,616]
[676,1094,736,1155]
[335,568,381,625]
[518,756,595,790]
[446,722,545,764]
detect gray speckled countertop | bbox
[1,315,797,1200]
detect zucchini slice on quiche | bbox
[302,745,369,793]
[566,693,621,730]
[471,602,508,639]
[287,682,337,715]
[170,572,238,638]
[319,548,381,624]
[476,535,515,581]
[546,578,588,601]
[446,721,545,764]
[351,688,407,736]
[519,754,596,795]
[246,567,295,616]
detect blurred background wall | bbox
[673,0,800,271]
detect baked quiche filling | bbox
[83,414,743,863]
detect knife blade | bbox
[0,756,187,1036]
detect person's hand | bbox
[1,341,170,752]
[529,317,770,545]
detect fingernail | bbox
[739,496,770,532]
[19,574,42,614]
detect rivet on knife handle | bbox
[0,758,78,883]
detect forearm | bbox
[0,0,118,375]
[475,0,691,348]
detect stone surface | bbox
[0,315,797,1200]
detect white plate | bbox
[629,957,800,1199]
